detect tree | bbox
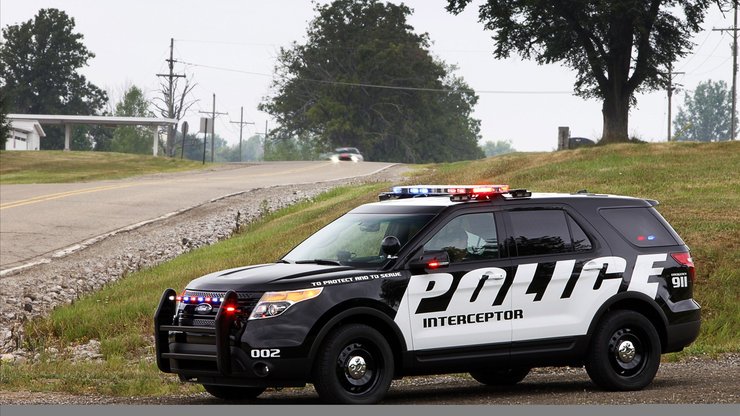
[482,140,515,157]
[264,135,322,161]
[0,8,108,149]
[260,0,484,163]
[243,135,264,161]
[153,72,197,157]
[178,132,205,161]
[110,86,154,154]
[0,94,10,150]
[673,80,735,142]
[90,125,114,152]
[446,0,715,144]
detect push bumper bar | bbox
[154,288,239,375]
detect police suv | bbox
[154,185,701,404]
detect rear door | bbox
[504,207,618,342]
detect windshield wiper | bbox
[294,259,342,266]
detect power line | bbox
[682,32,727,74]
[174,38,496,54]
[712,0,738,141]
[678,30,716,72]
[692,56,732,76]
[174,38,281,48]
[178,60,574,95]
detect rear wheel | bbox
[585,310,661,391]
[312,324,394,404]
[202,384,265,401]
[470,367,530,386]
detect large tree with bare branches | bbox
[153,72,197,157]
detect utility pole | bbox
[735,0,738,141]
[202,119,208,165]
[264,120,269,160]
[156,38,185,156]
[667,63,684,142]
[714,1,738,140]
[199,94,227,162]
[733,0,738,141]
[230,107,255,162]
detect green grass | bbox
[1,141,738,395]
[0,150,209,184]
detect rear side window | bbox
[600,207,679,247]
[507,210,592,256]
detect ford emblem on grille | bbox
[194,303,213,314]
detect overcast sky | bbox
[1,0,735,152]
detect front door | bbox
[395,212,513,351]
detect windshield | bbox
[336,148,359,154]
[283,213,434,269]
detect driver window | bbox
[424,213,498,263]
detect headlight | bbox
[249,288,323,320]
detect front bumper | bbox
[154,289,311,387]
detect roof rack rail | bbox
[507,189,532,198]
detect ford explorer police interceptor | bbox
[154,185,701,404]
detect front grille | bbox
[192,318,214,327]
[176,290,263,328]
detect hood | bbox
[186,263,368,292]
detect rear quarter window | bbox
[600,207,680,247]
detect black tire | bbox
[470,367,530,386]
[202,384,265,401]
[585,310,661,391]
[312,324,394,404]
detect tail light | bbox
[671,252,696,283]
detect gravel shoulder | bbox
[1,354,737,404]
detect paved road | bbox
[0,161,395,273]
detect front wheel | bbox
[585,310,661,391]
[202,384,265,401]
[312,324,394,404]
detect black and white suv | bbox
[155,185,700,403]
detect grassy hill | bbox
[0,151,209,184]
[1,141,737,396]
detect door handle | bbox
[583,261,604,271]
[482,270,505,280]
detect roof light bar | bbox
[449,185,509,201]
[379,185,457,200]
[378,184,527,201]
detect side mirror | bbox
[408,250,450,272]
[381,236,401,256]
